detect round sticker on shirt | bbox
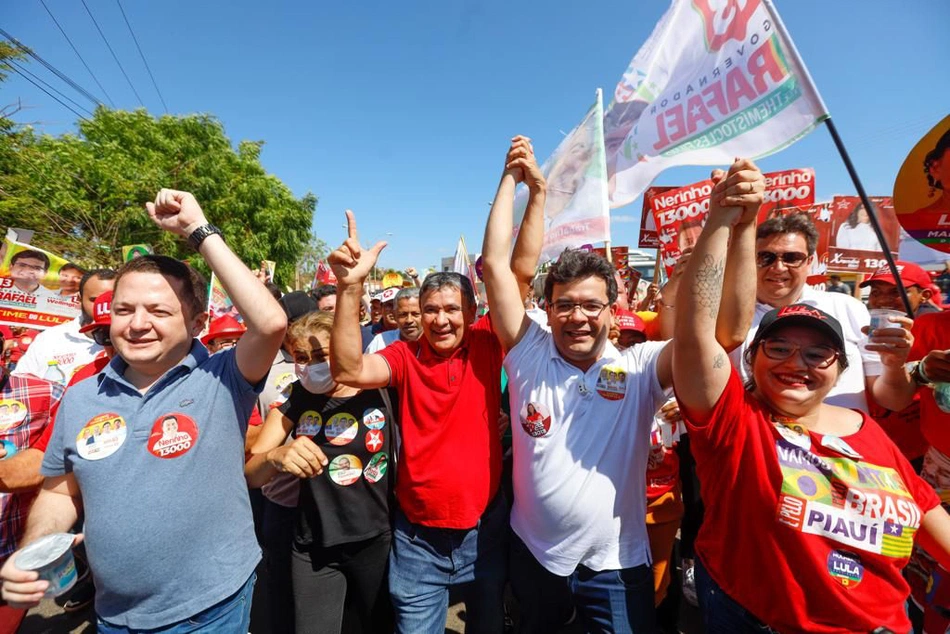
[363,452,388,483]
[274,372,294,397]
[328,454,362,486]
[325,413,359,446]
[595,365,627,401]
[0,399,28,431]
[365,429,384,453]
[147,413,198,459]
[520,402,552,438]
[363,407,387,430]
[297,411,323,437]
[827,550,863,588]
[76,413,127,461]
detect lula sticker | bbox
[325,413,359,446]
[595,365,627,401]
[147,413,198,459]
[363,407,386,430]
[76,413,127,461]
[0,399,28,432]
[297,411,323,437]
[363,452,388,483]
[328,454,362,486]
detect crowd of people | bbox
[0,139,946,634]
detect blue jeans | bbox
[509,532,657,634]
[96,572,256,633]
[389,493,508,634]
[695,557,776,633]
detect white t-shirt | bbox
[365,330,400,353]
[727,286,882,412]
[12,317,101,381]
[505,320,667,575]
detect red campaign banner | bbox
[756,168,816,224]
[638,186,675,249]
[649,180,714,276]
[824,196,901,274]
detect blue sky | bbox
[4,0,949,273]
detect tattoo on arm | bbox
[693,254,725,319]
[713,353,725,369]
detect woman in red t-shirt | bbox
[671,159,950,633]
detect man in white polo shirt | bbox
[481,136,768,631]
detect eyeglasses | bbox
[551,300,609,318]
[759,338,839,369]
[92,328,112,347]
[756,251,809,269]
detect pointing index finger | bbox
[344,209,361,257]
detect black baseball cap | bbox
[278,291,317,324]
[752,304,845,352]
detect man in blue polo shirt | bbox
[0,189,287,631]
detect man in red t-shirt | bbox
[328,212,507,633]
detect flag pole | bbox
[823,118,913,317]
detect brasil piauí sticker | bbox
[520,402,552,438]
[328,454,362,486]
[0,399,27,432]
[595,365,627,401]
[148,413,198,459]
[76,413,127,461]
[298,410,323,437]
[325,413,358,446]
[363,407,387,430]
[827,550,863,588]
[363,452,388,483]
[365,429,384,453]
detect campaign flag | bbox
[825,196,900,274]
[452,235,479,298]
[208,273,243,324]
[513,90,609,263]
[121,244,152,262]
[638,187,675,248]
[650,180,715,275]
[313,261,337,288]
[604,0,828,208]
[0,238,82,329]
[756,168,816,223]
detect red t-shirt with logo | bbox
[909,311,950,455]
[869,396,928,463]
[679,370,939,633]
[378,315,503,529]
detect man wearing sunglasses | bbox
[719,212,913,414]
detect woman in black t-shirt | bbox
[246,311,393,634]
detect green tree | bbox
[0,107,316,284]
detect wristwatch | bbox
[906,360,932,387]
[187,223,223,250]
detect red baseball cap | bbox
[200,315,246,346]
[615,309,647,335]
[860,261,932,289]
[79,291,113,334]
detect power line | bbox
[9,59,93,117]
[79,0,145,107]
[38,0,116,108]
[115,0,168,113]
[0,27,104,108]
[8,64,88,121]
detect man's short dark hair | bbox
[544,250,618,305]
[312,284,337,304]
[756,213,819,256]
[419,273,476,311]
[115,256,207,318]
[60,263,84,275]
[79,268,117,299]
[264,282,282,300]
[11,249,50,270]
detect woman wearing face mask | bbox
[246,310,393,634]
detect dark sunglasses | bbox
[756,251,809,269]
[92,328,112,347]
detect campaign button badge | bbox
[76,413,127,461]
[363,452,388,484]
[520,402,551,438]
[0,399,28,432]
[773,422,811,451]
[363,407,386,430]
[326,413,359,446]
[595,365,627,401]
[148,413,198,459]
[365,430,384,453]
[297,410,323,437]
[328,454,362,486]
[821,435,863,460]
[827,550,863,588]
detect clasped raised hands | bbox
[708,158,765,226]
[327,210,387,287]
[504,135,546,193]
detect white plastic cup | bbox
[15,533,78,597]
[868,309,905,333]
